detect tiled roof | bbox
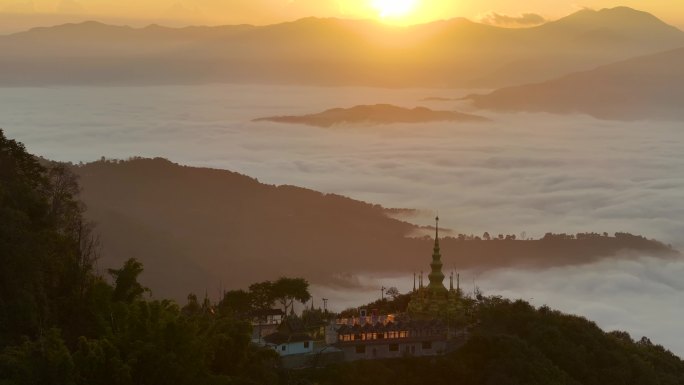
[250,308,285,317]
[263,331,312,345]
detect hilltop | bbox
[0,7,682,88]
[295,297,684,384]
[72,157,677,300]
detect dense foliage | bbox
[2,130,684,385]
[0,130,278,385]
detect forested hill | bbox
[73,157,676,300]
[2,130,684,384]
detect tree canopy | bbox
[108,258,149,303]
[223,277,311,318]
[272,277,311,314]
[0,130,279,385]
[1,130,683,385]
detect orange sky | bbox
[0,0,682,32]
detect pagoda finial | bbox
[450,271,454,291]
[433,215,441,253]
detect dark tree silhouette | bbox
[108,258,149,303]
[272,277,311,314]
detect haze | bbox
[2,85,682,246]
[1,0,684,33]
[2,1,684,373]
[3,85,684,357]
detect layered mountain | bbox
[72,158,676,300]
[1,7,682,88]
[254,104,488,127]
[466,46,684,120]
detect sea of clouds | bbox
[1,84,683,353]
[2,85,682,243]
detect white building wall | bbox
[325,322,339,345]
[276,341,314,356]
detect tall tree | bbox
[272,277,311,314]
[248,281,276,311]
[219,290,252,317]
[108,258,148,303]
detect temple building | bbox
[335,319,450,360]
[407,216,462,320]
[333,217,468,361]
[258,216,469,365]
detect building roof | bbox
[336,319,447,335]
[263,331,312,345]
[250,308,285,318]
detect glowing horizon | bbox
[0,0,682,33]
[370,0,420,23]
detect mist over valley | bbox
[3,5,684,379]
[2,83,683,354]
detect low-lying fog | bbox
[2,84,683,353]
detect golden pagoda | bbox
[407,216,461,320]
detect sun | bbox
[370,0,419,20]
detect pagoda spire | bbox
[427,216,447,294]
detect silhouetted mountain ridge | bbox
[466,46,684,120]
[1,6,682,87]
[549,6,681,34]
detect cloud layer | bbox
[480,12,546,27]
[1,84,683,354]
[1,84,682,247]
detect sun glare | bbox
[370,0,419,20]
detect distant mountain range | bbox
[1,7,682,88]
[73,158,676,300]
[466,46,684,120]
[254,104,488,127]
